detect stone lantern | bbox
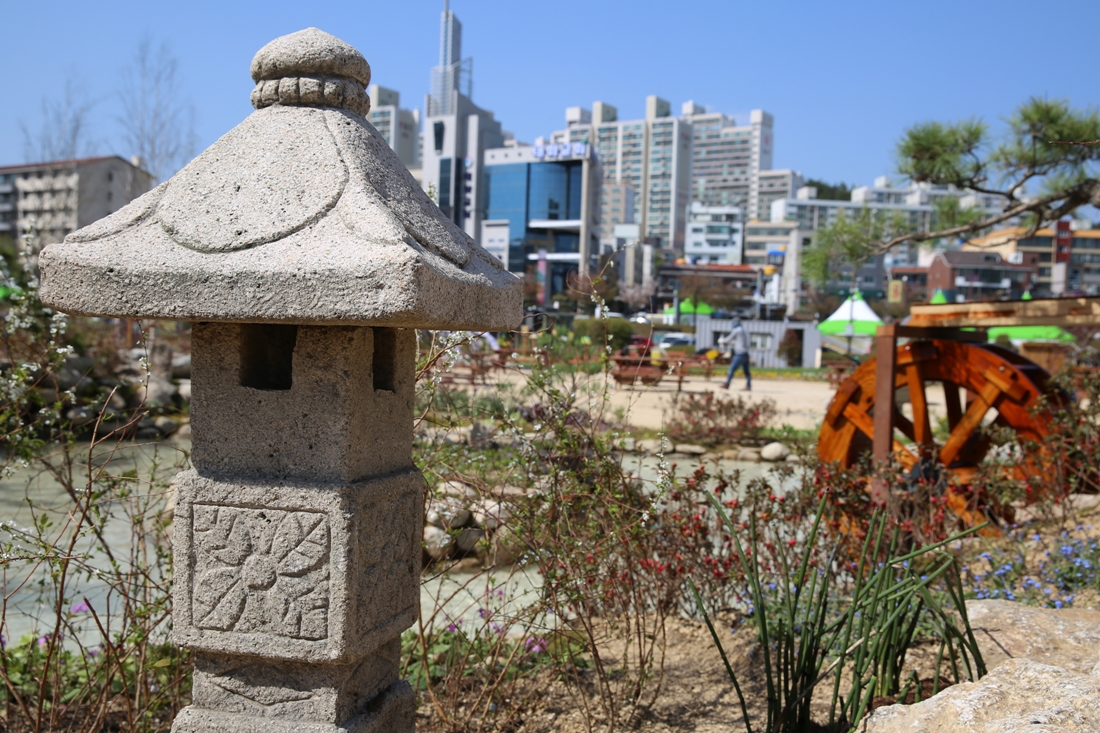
[39,28,521,733]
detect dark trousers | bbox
[724,353,751,388]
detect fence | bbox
[695,316,822,368]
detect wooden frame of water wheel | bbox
[817,325,1067,531]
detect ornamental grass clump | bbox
[692,492,987,733]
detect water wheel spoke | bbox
[894,408,916,442]
[943,381,963,431]
[905,364,934,449]
[939,381,1002,468]
[842,403,913,463]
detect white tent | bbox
[818,291,882,355]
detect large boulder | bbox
[760,442,791,461]
[861,658,1100,732]
[736,448,761,462]
[967,600,1100,675]
[862,600,1100,732]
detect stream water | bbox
[0,439,799,644]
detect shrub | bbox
[572,316,635,353]
[665,391,777,446]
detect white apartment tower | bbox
[553,96,692,252]
[421,2,506,239]
[368,85,420,170]
[680,104,792,221]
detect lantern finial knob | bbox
[249,27,371,115]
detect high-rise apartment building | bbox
[681,104,780,219]
[551,96,692,252]
[421,2,506,239]
[0,156,152,248]
[368,85,420,170]
[599,181,636,240]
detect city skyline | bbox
[3,0,1099,190]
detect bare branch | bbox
[116,36,198,182]
[1050,139,1100,147]
[19,76,97,163]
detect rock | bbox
[104,389,127,413]
[490,485,528,501]
[454,528,484,553]
[148,341,173,380]
[177,379,192,402]
[172,354,192,379]
[423,526,452,560]
[489,526,524,566]
[720,448,741,460]
[65,405,99,426]
[638,438,669,455]
[736,448,761,462]
[760,442,791,461]
[674,443,707,456]
[55,355,95,391]
[861,658,1100,732]
[471,500,510,530]
[130,374,178,409]
[785,453,801,463]
[966,599,1100,675]
[426,497,471,529]
[619,437,637,452]
[154,416,180,435]
[437,480,477,500]
[176,423,192,438]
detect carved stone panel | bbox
[172,468,422,663]
[191,505,330,640]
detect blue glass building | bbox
[481,144,600,301]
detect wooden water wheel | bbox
[818,339,1068,528]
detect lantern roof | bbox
[39,28,521,331]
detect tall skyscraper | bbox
[421,1,506,240]
[427,1,472,117]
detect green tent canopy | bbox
[988,325,1074,343]
[663,298,715,315]
[929,289,949,304]
[818,290,883,336]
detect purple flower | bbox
[478,607,490,619]
[525,636,548,654]
[71,601,90,614]
[85,647,100,658]
[37,635,50,647]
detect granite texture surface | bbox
[39,28,521,331]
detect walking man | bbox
[720,319,751,391]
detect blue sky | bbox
[5,0,1098,187]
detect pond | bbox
[0,439,796,644]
